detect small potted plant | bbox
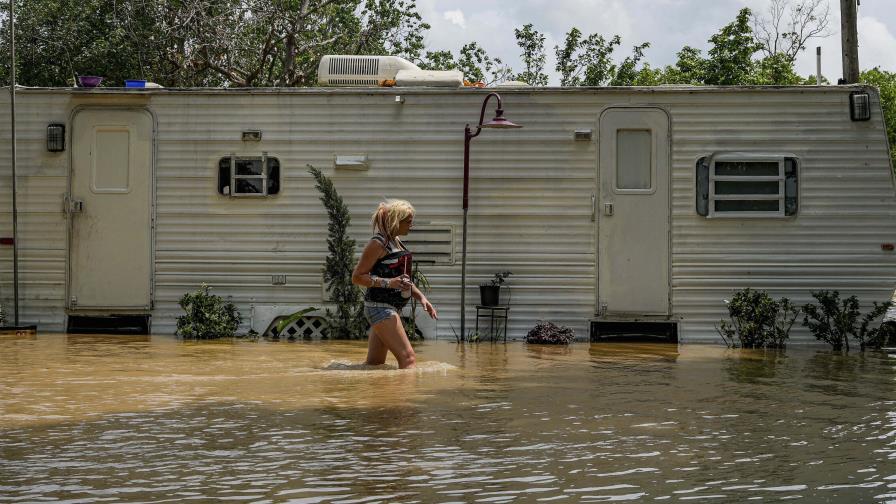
[480,271,512,307]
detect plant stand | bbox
[475,305,509,342]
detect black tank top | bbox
[364,233,413,309]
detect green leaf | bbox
[275,307,318,335]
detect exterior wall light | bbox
[242,130,262,141]
[574,129,593,141]
[850,92,871,121]
[47,123,65,152]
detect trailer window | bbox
[218,156,280,196]
[696,156,798,217]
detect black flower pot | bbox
[479,285,501,306]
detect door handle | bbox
[591,194,596,222]
[64,195,84,215]
[603,203,614,216]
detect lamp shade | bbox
[480,108,522,129]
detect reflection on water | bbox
[1,335,894,502]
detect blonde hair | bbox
[371,199,415,243]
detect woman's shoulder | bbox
[370,233,388,247]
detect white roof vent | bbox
[395,69,463,87]
[318,55,419,86]
[318,55,464,87]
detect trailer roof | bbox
[1,84,875,95]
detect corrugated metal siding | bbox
[0,92,70,329]
[1,87,894,343]
[669,91,896,341]
[147,92,597,338]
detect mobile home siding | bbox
[1,87,893,342]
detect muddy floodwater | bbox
[1,334,894,502]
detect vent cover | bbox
[401,225,454,265]
[328,56,380,76]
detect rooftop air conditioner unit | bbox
[318,55,419,86]
[318,55,464,87]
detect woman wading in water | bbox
[352,200,438,369]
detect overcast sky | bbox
[414,0,896,84]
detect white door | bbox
[69,109,153,311]
[598,108,670,316]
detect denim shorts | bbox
[364,302,399,326]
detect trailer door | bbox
[598,108,670,316]
[69,109,153,311]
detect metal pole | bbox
[840,0,859,84]
[816,46,822,85]
[9,0,19,325]
[460,127,471,341]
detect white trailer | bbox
[0,83,893,341]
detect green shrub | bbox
[716,288,798,349]
[176,284,242,339]
[0,303,6,326]
[801,290,892,352]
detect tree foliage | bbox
[753,0,831,64]
[0,0,429,87]
[861,68,896,170]
[704,8,763,85]
[514,23,548,86]
[419,42,512,85]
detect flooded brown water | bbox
[1,334,894,502]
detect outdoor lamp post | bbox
[460,92,522,341]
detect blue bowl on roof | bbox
[125,79,146,88]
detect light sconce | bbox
[574,129,593,141]
[242,130,262,141]
[47,123,65,152]
[850,92,871,121]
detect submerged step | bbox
[67,315,150,335]
[590,320,678,343]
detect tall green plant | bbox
[802,290,892,351]
[717,288,798,349]
[307,165,367,340]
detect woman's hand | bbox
[391,274,413,290]
[421,298,438,320]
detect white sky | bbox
[415,0,896,84]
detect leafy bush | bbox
[0,303,5,326]
[176,284,241,339]
[717,288,798,349]
[525,320,575,345]
[802,290,892,352]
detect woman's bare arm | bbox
[352,240,386,288]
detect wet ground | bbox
[1,334,894,502]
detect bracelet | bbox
[370,275,378,288]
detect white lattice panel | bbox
[269,316,329,340]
